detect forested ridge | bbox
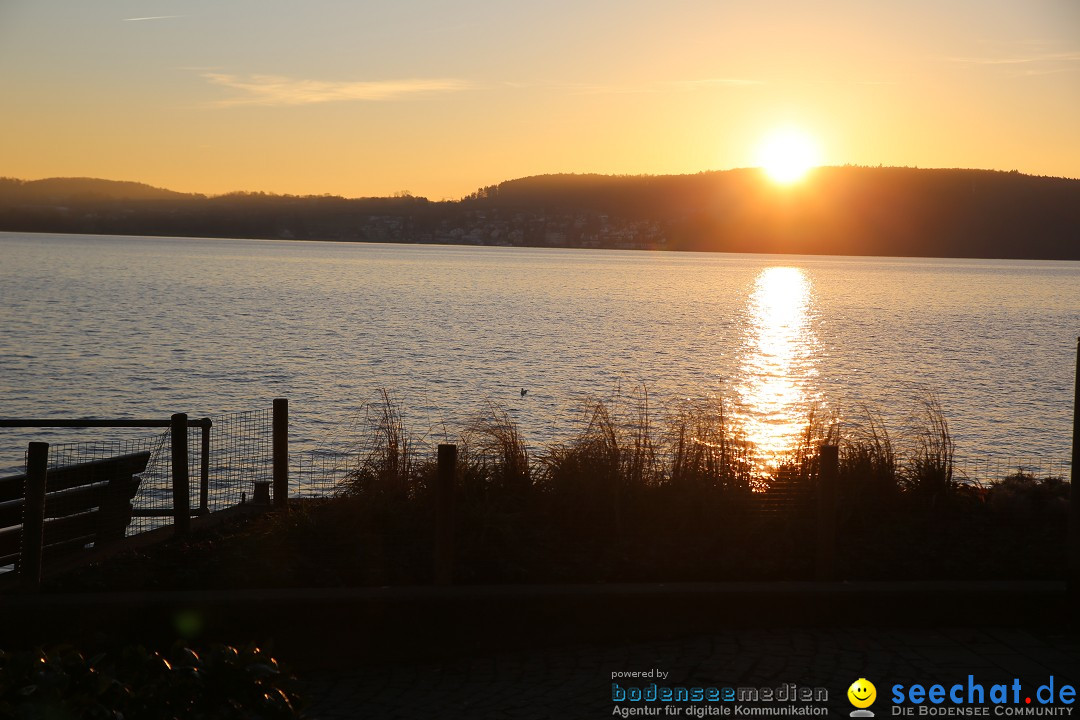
[2,167,1077,259]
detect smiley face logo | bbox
[848,678,877,710]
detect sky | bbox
[1,0,1078,200]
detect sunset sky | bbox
[1,1,1078,200]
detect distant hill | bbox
[0,177,194,203]
[1,167,1078,260]
[464,167,1080,258]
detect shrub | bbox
[986,472,1069,522]
[0,643,301,720]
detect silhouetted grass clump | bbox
[666,397,752,492]
[44,387,1068,591]
[459,402,531,497]
[345,389,421,499]
[839,407,897,513]
[900,395,957,503]
[321,387,1065,583]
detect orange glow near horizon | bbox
[0,2,1077,198]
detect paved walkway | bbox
[301,627,1080,719]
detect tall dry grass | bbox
[458,402,531,496]
[839,406,898,506]
[344,389,420,498]
[900,395,956,501]
[666,396,752,492]
[535,395,635,532]
[341,388,976,509]
[317,387,1070,584]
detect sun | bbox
[757,128,822,184]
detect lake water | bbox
[1,232,1078,477]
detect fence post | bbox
[816,444,839,582]
[200,419,211,515]
[273,398,288,508]
[172,413,190,535]
[434,443,457,586]
[1070,338,1080,599]
[21,442,48,592]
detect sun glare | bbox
[757,128,822,184]
[733,266,820,475]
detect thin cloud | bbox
[804,78,898,86]
[947,51,1080,66]
[1015,66,1080,77]
[123,15,186,22]
[203,73,471,106]
[570,77,762,95]
[670,78,764,90]
[947,51,1080,79]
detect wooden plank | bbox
[21,442,48,592]
[273,398,288,508]
[45,482,111,520]
[96,480,138,544]
[434,443,456,586]
[0,476,141,531]
[0,536,92,572]
[0,511,102,559]
[46,451,150,493]
[42,535,97,560]
[45,511,100,546]
[46,477,140,519]
[0,451,150,502]
[0,451,149,573]
[171,415,189,534]
[0,526,20,559]
[0,419,210,428]
[0,477,21,504]
[0,498,24,530]
[0,509,106,561]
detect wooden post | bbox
[21,442,48,592]
[273,398,288,508]
[199,419,211,515]
[816,444,839,582]
[1070,338,1080,598]
[171,413,190,535]
[434,443,457,585]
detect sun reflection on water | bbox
[734,266,820,473]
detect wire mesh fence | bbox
[294,450,356,499]
[1,399,1074,554]
[39,430,173,536]
[207,409,273,510]
[289,436,1074,505]
[4,408,282,545]
[954,457,1071,485]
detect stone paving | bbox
[301,628,1080,719]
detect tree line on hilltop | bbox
[1,167,1077,259]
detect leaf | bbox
[245,663,280,678]
[173,647,200,668]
